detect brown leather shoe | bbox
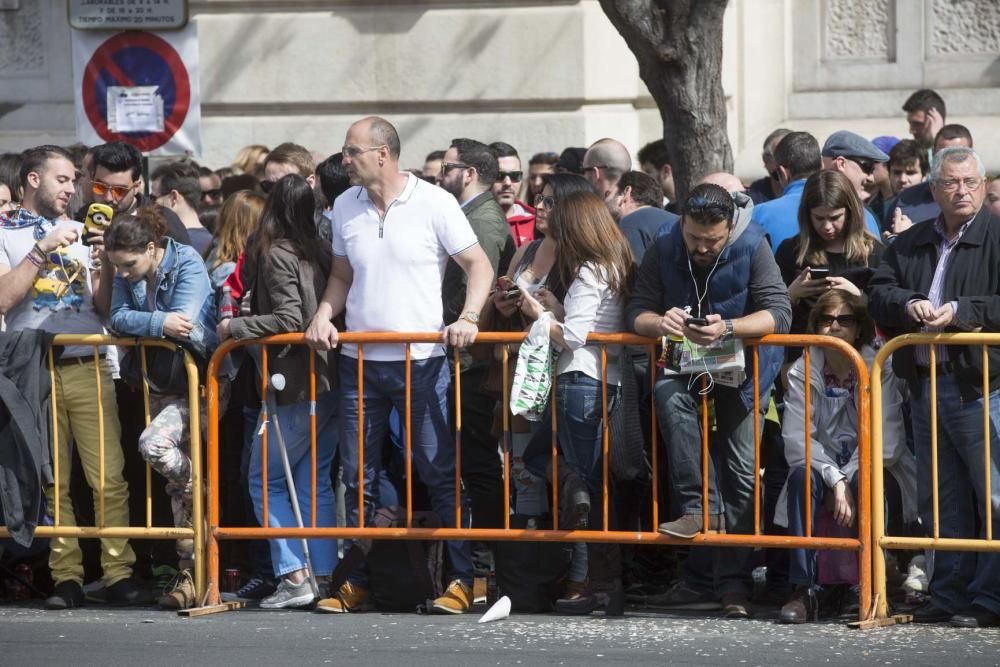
[779,586,816,624]
[721,592,752,619]
[657,513,725,539]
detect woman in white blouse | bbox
[517,190,634,613]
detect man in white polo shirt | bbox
[306,116,493,615]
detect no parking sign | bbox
[71,24,202,156]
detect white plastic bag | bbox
[510,313,553,421]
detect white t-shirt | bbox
[0,221,107,358]
[332,173,479,361]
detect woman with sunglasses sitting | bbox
[773,170,884,348]
[776,290,916,623]
[104,204,223,610]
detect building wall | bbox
[0,0,997,179]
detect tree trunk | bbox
[598,0,733,203]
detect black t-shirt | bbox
[774,235,883,337]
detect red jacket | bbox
[506,200,536,247]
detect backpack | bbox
[329,506,444,613]
[493,514,571,612]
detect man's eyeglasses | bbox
[92,180,137,201]
[936,177,984,192]
[847,157,876,176]
[441,162,472,174]
[341,144,386,159]
[816,313,858,328]
[259,179,276,194]
[534,194,555,209]
[497,171,523,183]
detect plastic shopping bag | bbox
[509,313,553,422]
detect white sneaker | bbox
[902,555,929,593]
[259,577,315,609]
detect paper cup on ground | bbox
[478,595,511,623]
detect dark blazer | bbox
[868,205,1000,398]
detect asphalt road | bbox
[1,603,998,666]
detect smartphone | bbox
[686,317,710,327]
[809,267,830,279]
[82,203,114,246]
[504,286,521,298]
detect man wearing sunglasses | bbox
[488,142,535,247]
[85,141,191,247]
[820,130,888,238]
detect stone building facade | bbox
[0,0,997,178]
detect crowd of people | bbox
[1,86,999,630]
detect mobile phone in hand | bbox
[686,317,710,327]
[809,267,830,279]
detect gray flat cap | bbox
[821,130,889,162]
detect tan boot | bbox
[315,582,371,614]
[158,569,196,610]
[430,580,473,615]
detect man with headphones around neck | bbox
[628,182,791,619]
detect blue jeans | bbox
[653,378,761,596]
[248,391,339,577]
[339,355,472,586]
[785,466,858,586]
[555,372,619,530]
[910,376,1000,615]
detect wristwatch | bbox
[721,319,735,342]
[460,311,480,326]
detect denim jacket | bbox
[109,238,219,359]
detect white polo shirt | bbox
[332,172,479,361]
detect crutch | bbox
[265,373,320,598]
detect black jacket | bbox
[0,329,56,546]
[868,205,1000,398]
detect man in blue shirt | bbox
[750,131,821,249]
[608,170,678,263]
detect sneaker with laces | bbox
[223,575,278,602]
[158,569,197,610]
[45,580,85,610]
[315,581,371,613]
[259,577,316,610]
[430,580,473,615]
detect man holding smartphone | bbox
[628,183,791,619]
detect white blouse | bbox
[556,263,624,385]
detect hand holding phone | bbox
[82,203,113,246]
[808,267,830,280]
[685,317,710,327]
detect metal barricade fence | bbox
[0,335,205,601]
[204,332,871,619]
[871,333,1000,621]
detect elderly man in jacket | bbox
[628,183,791,618]
[869,146,1000,628]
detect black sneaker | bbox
[105,578,154,606]
[45,581,85,610]
[233,576,278,601]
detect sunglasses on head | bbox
[91,180,136,200]
[684,194,732,219]
[497,171,523,182]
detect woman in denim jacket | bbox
[105,205,222,610]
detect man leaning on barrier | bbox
[868,145,1000,629]
[0,145,144,609]
[305,116,494,615]
[628,183,791,619]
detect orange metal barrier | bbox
[0,335,205,601]
[871,333,1000,620]
[204,332,871,619]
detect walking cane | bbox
[265,373,320,598]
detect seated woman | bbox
[105,205,223,610]
[776,290,916,623]
[217,174,338,610]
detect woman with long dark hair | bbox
[774,170,883,338]
[218,174,338,610]
[518,190,635,614]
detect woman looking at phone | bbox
[773,170,883,338]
